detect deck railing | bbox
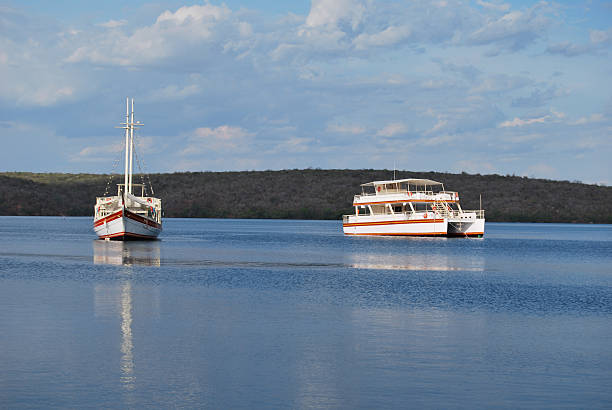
[357,190,436,198]
[343,209,485,222]
[470,210,485,218]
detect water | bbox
[1,217,611,408]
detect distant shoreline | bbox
[1,170,611,224]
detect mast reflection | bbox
[120,281,134,390]
[93,278,137,392]
[93,240,161,267]
[121,282,135,390]
[93,240,161,394]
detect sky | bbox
[0,0,610,184]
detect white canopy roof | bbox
[361,178,443,187]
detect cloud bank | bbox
[0,1,609,185]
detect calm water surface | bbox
[1,217,611,408]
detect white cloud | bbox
[145,84,201,102]
[376,122,407,137]
[476,1,511,12]
[0,1,609,184]
[506,132,544,143]
[278,0,483,59]
[304,0,365,30]
[273,136,314,153]
[590,29,612,45]
[327,124,365,134]
[0,60,77,106]
[575,136,609,150]
[470,73,530,94]
[511,86,566,108]
[418,103,504,136]
[66,3,237,66]
[353,25,412,50]
[182,125,254,154]
[97,19,127,28]
[0,121,77,171]
[547,28,612,57]
[499,116,548,127]
[568,113,605,126]
[24,86,75,107]
[546,41,588,57]
[525,163,557,179]
[499,110,565,128]
[76,142,123,158]
[0,10,82,106]
[418,134,455,146]
[193,125,250,140]
[425,119,448,135]
[468,4,551,52]
[456,159,496,174]
[156,3,230,24]
[69,135,156,164]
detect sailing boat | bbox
[93,98,162,240]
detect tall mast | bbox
[123,97,129,201]
[129,98,134,195]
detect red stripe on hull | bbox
[98,231,158,240]
[124,209,161,230]
[94,210,123,227]
[345,232,448,236]
[343,219,444,228]
[94,209,161,230]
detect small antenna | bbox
[393,160,396,180]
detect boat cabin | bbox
[354,178,462,217]
[361,178,445,196]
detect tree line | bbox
[0,169,610,223]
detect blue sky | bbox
[1,0,610,184]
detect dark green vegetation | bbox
[1,170,610,223]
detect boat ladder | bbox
[431,201,452,218]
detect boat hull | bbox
[94,209,161,240]
[343,215,485,237]
[343,216,448,236]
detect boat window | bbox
[358,206,371,215]
[370,204,387,214]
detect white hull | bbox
[343,214,484,237]
[94,209,161,240]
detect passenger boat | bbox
[93,98,162,240]
[342,178,484,237]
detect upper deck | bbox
[353,178,459,206]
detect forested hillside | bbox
[0,170,610,223]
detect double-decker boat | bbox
[93,98,162,240]
[342,178,484,237]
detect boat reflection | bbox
[93,240,161,267]
[348,252,484,272]
[92,239,160,393]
